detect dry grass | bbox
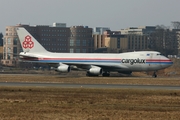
[0,87,180,120]
[0,75,180,119]
[0,75,180,86]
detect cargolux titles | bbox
[121,58,146,65]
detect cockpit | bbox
[156,53,163,56]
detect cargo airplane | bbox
[16,27,173,77]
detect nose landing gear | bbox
[152,71,157,78]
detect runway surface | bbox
[0,82,180,90]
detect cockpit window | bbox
[157,54,163,56]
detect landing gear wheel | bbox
[86,72,98,77]
[86,73,89,76]
[152,71,157,78]
[102,72,110,77]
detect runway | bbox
[0,82,180,90]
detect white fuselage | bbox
[16,27,173,76]
[20,51,173,72]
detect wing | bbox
[63,62,129,72]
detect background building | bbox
[127,35,149,51]
[93,29,150,53]
[0,33,3,46]
[93,27,110,34]
[0,33,3,64]
[69,26,94,53]
[2,25,20,66]
[0,46,3,62]
[176,31,180,55]
[120,26,156,35]
[93,27,110,52]
[93,34,106,51]
[104,30,125,53]
[1,23,93,66]
[149,29,178,56]
[119,26,179,55]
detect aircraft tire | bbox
[153,74,157,78]
[102,72,110,77]
[86,73,99,77]
[152,72,157,78]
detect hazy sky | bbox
[0,0,180,33]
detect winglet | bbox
[16,27,48,53]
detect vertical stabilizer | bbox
[16,27,48,53]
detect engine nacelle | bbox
[56,64,71,72]
[88,67,103,75]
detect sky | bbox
[0,0,180,33]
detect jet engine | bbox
[56,64,71,72]
[88,66,103,75]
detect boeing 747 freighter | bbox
[16,27,173,77]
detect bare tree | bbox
[171,21,180,29]
[156,25,168,30]
[149,29,178,56]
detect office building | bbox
[93,29,150,53]
[70,26,94,53]
[93,27,110,34]
[120,26,156,35]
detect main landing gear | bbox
[86,72,99,77]
[102,72,110,77]
[152,71,157,78]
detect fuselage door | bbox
[147,53,161,71]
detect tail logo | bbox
[22,35,34,49]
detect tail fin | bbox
[16,27,48,53]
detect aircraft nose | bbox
[163,57,173,68]
[168,58,173,66]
